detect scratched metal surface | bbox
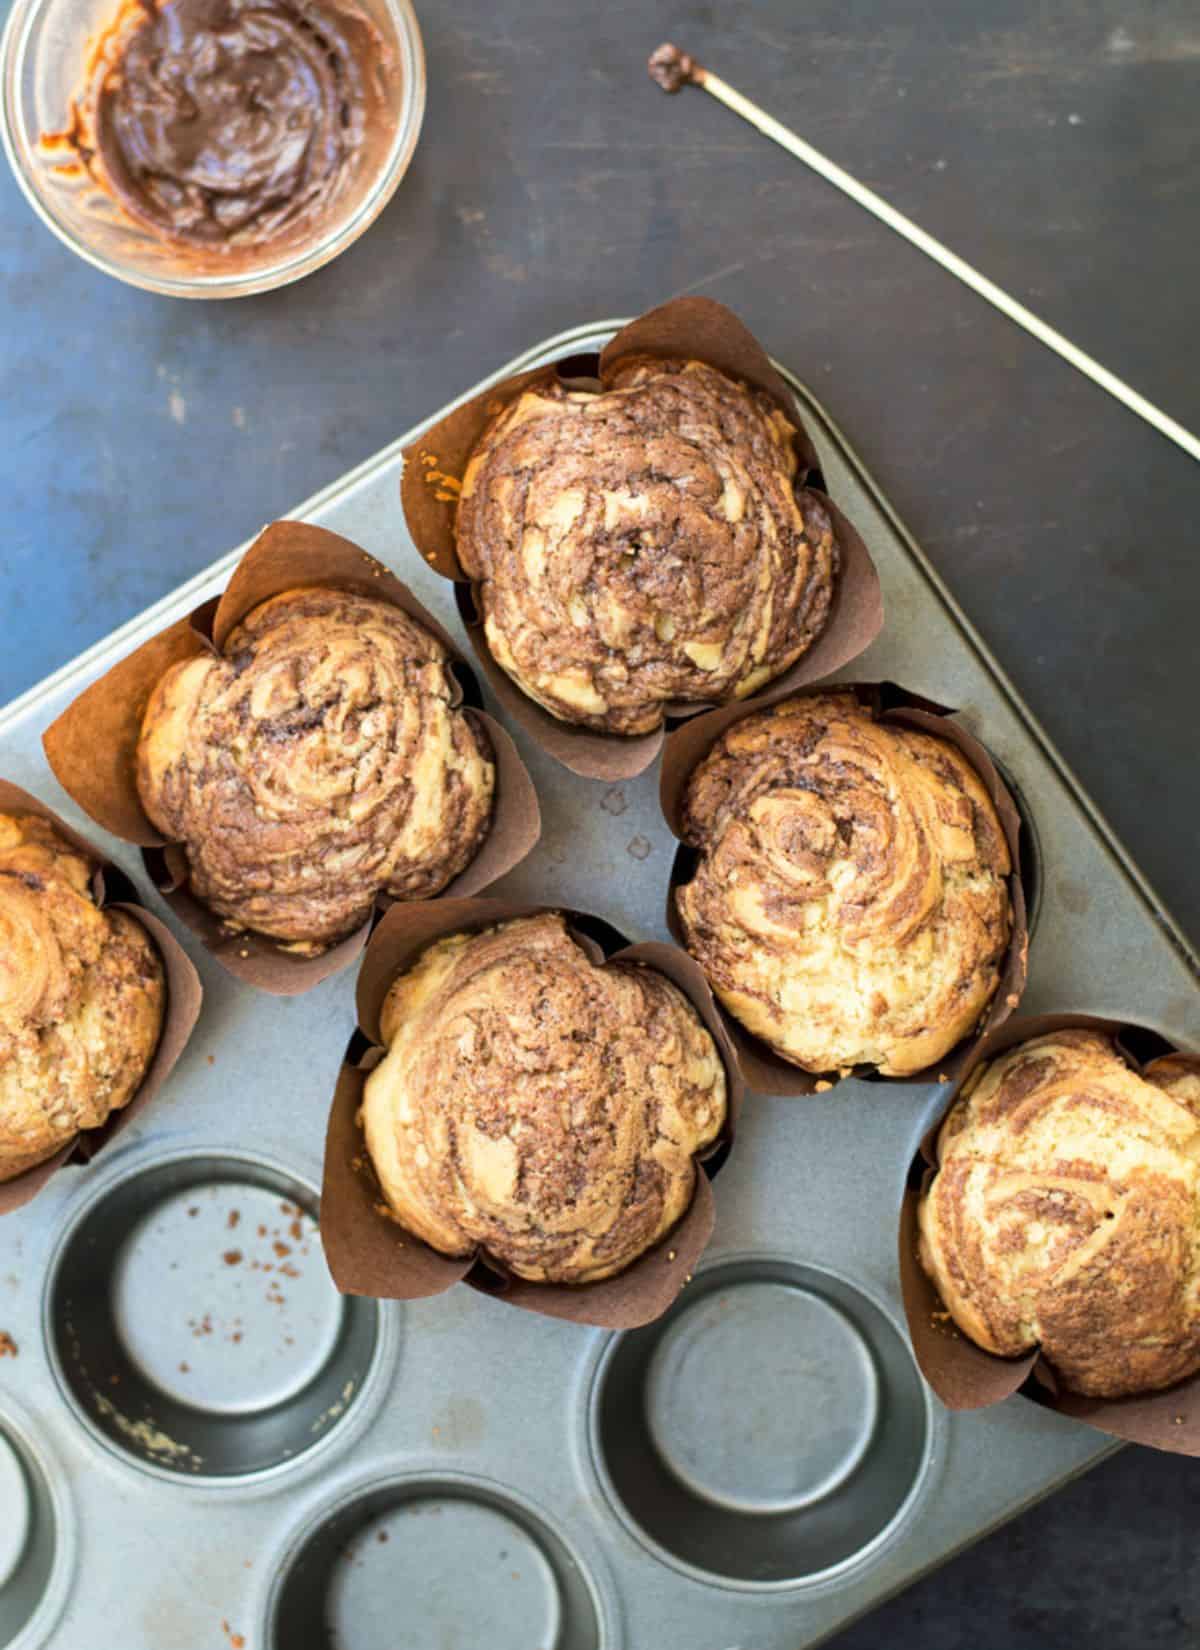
[0,323,1196,1650]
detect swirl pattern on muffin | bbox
[361,913,727,1283]
[675,692,1012,1075]
[0,814,164,1181]
[918,1030,1200,1398]
[455,357,837,735]
[137,587,495,951]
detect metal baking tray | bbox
[1,321,1197,1650]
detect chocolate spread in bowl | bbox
[45,0,398,262]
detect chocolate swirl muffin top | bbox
[361,913,727,1284]
[137,587,494,952]
[676,692,1012,1076]
[919,1030,1200,1398]
[0,814,163,1182]
[455,357,838,736]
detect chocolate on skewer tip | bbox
[642,35,1200,464]
[648,42,704,93]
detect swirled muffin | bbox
[0,814,163,1181]
[137,588,495,952]
[919,1030,1200,1398]
[455,357,837,735]
[361,914,727,1283]
[676,693,1012,1075]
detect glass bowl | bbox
[0,0,425,297]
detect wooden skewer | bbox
[648,43,1200,466]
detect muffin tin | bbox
[1,320,1197,1650]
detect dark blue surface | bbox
[2,2,1198,1644]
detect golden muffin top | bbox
[676,692,1012,1076]
[137,586,495,951]
[362,913,727,1283]
[456,357,837,736]
[919,1029,1200,1398]
[0,813,163,1181]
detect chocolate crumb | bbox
[227,1210,240,1229]
[222,1249,243,1266]
[178,1361,190,1373]
[272,1240,292,1258]
[0,1332,18,1357]
[187,1206,199,1217]
[207,1054,215,1066]
[648,42,698,93]
[377,1530,389,1543]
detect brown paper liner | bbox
[899,1013,1200,1454]
[0,780,202,1215]
[400,296,884,781]
[659,682,1030,1096]
[321,896,743,1329]
[43,522,541,997]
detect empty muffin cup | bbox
[45,1151,383,1481]
[267,1473,604,1650]
[0,1406,73,1650]
[589,1257,932,1589]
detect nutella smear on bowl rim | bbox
[2,0,425,293]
